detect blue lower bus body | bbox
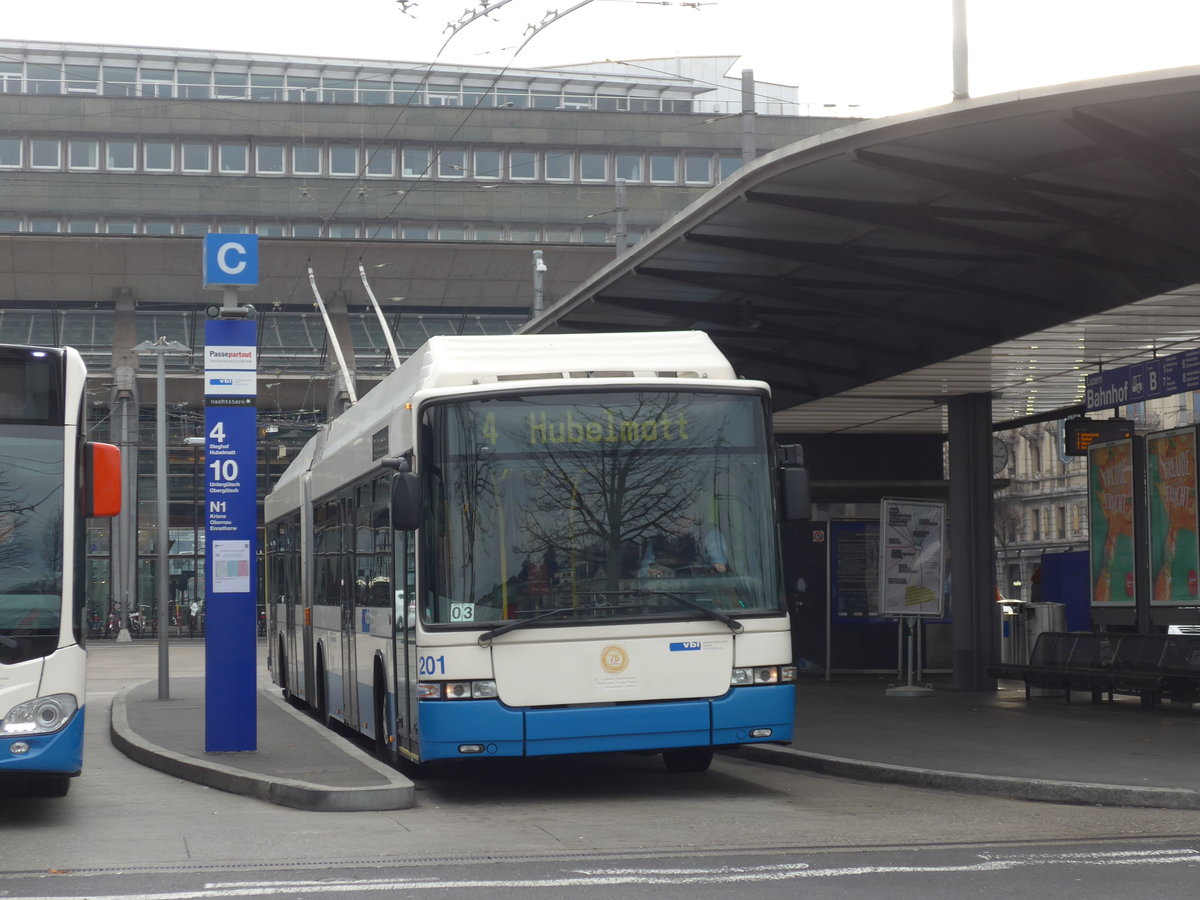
[0,705,85,777]
[418,685,793,762]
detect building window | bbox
[29,219,59,233]
[579,152,607,182]
[402,148,431,178]
[615,153,643,182]
[256,145,285,175]
[365,224,396,239]
[359,74,390,105]
[0,219,20,233]
[719,156,742,180]
[27,63,62,95]
[684,154,712,184]
[106,221,137,234]
[286,75,319,102]
[0,138,21,168]
[292,223,321,238]
[68,139,100,171]
[1056,506,1067,539]
[402,226,430,240]
[178,71,210,99]
[250,74,284,102]
[144,141,174,172]
[438,148,467,178]
[106,140,136,171]
[144,222,174,235]
[365,146,395,177]
[510,150,537,180]
[329,145,358,176]
[474,149,502,179]
[292,145,321,176]
[322,78,355,103]
[1030,508,1041,541]
[544,151,572,181]
[1027,435,1042,474]
[139,68,175,98]
[30,138,62,169]
[65,65,100,94]
[437,225,467,241]
[256,223,285,236]
[328,223,358,238]
[214,73,248,100]
[509,227,539,241]
[545,227,574,242]
[649,154,678,183]
[474,225,503,241]
[581,226,610,243]
[219,143,249,174]
[68,220,99,234]
[103,65,137,97]
[182,142,211,173]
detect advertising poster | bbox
[1088,440,1136,605]
[878,498,945,617]
[1147,427,1200,606]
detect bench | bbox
[987,631,1200,708]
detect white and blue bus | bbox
[266,332,808,772]
[0,345,121,797]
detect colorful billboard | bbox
[1147,427,1200,606]
[1088,439,1136,606]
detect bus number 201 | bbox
[419,655,446,676]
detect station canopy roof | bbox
[527,67,1200,434]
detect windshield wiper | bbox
[633,589,744,634]
[477,600,625,647]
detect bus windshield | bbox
[0,430,65,664]
[420,390,784,627]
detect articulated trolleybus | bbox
[267,332,808,772]
[0,345,121,797]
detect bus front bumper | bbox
[418,685,794,762]
[0,706,85,776]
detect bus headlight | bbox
[419,680,499,700]
[2,694,78,736]
[730,666,797,687]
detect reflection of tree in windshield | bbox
[0,444,64,595]
[516,396,703,591]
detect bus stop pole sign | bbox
[203,317,258,752]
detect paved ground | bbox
[108,653,1200,811]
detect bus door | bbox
[393,527,418,756]
[340,495,358,727]
[301,474,315,704]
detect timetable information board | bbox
[879,498,946,618]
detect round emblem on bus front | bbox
[600,645,629,674]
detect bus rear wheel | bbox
[662,748,713,773]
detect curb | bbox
[109,683,415,812]
[726,743,1200,810]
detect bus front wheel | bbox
[662,748,713,773]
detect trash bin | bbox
[1025,601,1066,658]
[997,599,1028,665]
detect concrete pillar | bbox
[948,393,997,689]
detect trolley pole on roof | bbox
[133,336,190,701]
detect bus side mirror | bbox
[390,470,421,531]
[85,441,122,518]
[778,444,811,522]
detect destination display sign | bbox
[1086,348,1200,411]
[1064,417,1135,456]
